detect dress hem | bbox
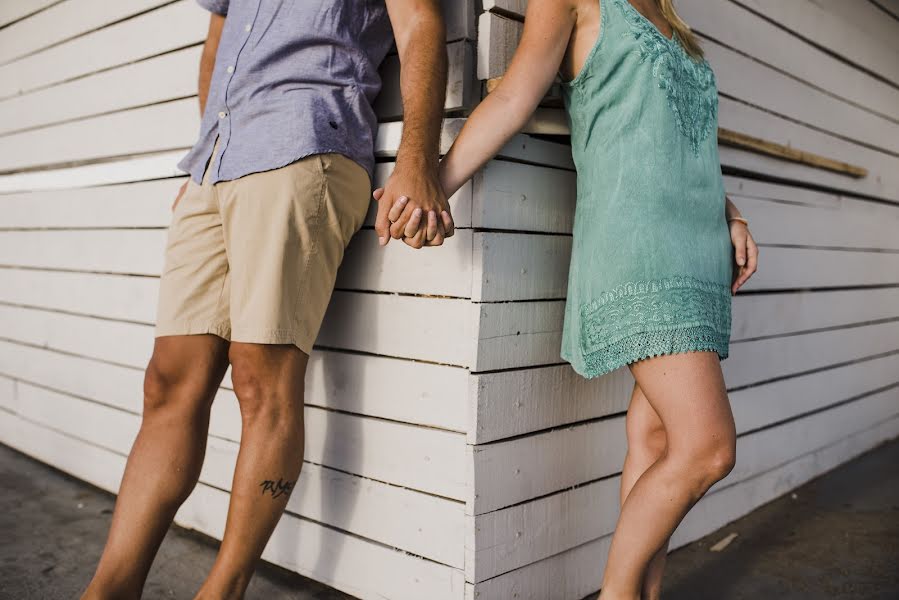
[562,324,730,380]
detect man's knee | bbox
[143,336,227,416]
[229,344,307,427]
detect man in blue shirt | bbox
[82,2,451,598]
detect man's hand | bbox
[171,180,189,212]
[373,162,454,248]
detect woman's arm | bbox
[724,196,743,220]
[440,0,577,197]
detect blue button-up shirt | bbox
[177,0,394,186]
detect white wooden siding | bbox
[0,1,896,599]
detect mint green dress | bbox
[559,0,733,379]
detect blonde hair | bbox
[655,0,704,59]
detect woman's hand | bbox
[730,220,758,295]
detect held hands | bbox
[373,162,455,249]
[729,219,758,295]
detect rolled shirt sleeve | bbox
[196,0,228,15]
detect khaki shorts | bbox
[155,138,371,354]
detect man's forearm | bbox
[395,14,448,172]
[198,14,226,116]
[198,50,215,115]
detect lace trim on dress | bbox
[612,0,719,155]
[578,275,732,378]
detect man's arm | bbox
[172,12,226,212]
[376,0,450,248]
[198,13,226,116]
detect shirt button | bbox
[245,23,251,32]
[226,65,234,73]
[218,111,226,119]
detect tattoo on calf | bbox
[259,478,294,499]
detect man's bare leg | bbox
[195,343,308,600]
[82,334,230,599]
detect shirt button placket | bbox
[216,3,259,181]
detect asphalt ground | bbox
[2,438,897,600]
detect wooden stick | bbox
[717,127,868,178]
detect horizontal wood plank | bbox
[0,0,58,29]
[473,161,899,245]
[729,353,899,436]
[0,336,468,435]
[0,0,171,66]
[470,415,627,515]
[464,297,899,389]
[471,340,899,444]
[0,1,206,101]
[180,483,466,600]
[0,227,474,298]
[678,0,899,121]
[470,362,633,444]
[732,0,899,85]
[0,162,474,229]
[471,231,899,302]
[0,46,201,137]
[724,320,899,389]
[0,268,471,373]
[0,292,474,434]
[716,97,899,202]
[0,98,198,173]
[704,36,899,156]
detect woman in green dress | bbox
[383,0,758,597]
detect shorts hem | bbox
[154,319,232,341]
[154,320,315,355]
[230,326,314,355]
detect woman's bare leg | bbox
[599,351,736,600]
[620,382,668,600]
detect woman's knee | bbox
[626,386,668,463]
[629,418,668,463]
[705,439,737,482]
[676,433,736,491]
